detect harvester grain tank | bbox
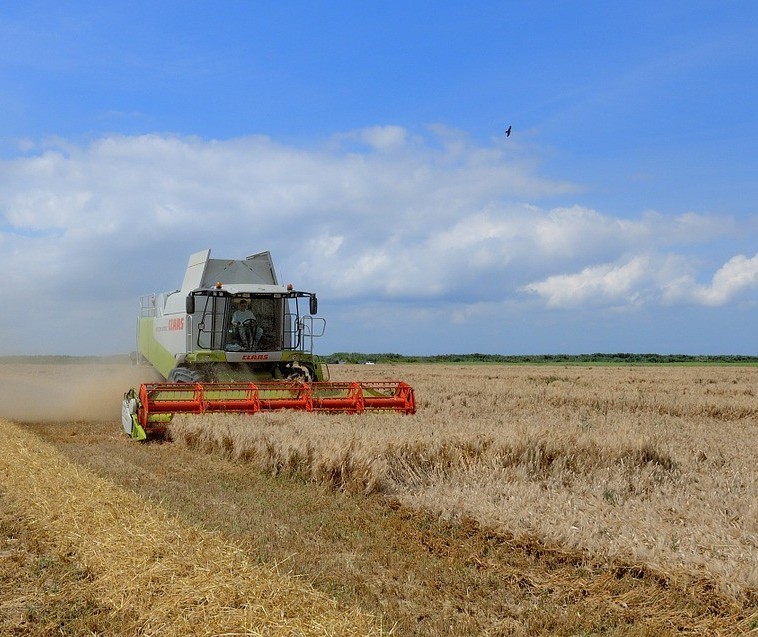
[122,249,415,439]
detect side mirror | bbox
[186,295,195,314]
[309,295,318,315]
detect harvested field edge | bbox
[0,418,380,636]
[15,418,758,637]
[166,410,758,636]
[169,420,758,635]
[168,408,758,594]
[382,501,758,636]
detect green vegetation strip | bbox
[326,352,758,364]
[0,418,380,636]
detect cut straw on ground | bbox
[0,418,381,636]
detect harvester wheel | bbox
[280,362,313,382]
[168,367,204,383]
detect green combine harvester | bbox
[122,249,415,440]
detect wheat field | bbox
[171,363,758,596]
[1,360,756,635]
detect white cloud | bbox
[534,206,649,258]
[662,253,758,306]
[0,127,756,354]
[696,254,758,305]
[522,256,652,308]
[346,125,408,151]
[523,251,758,310]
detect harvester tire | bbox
[280,362,314,382]
[168,367,204,383]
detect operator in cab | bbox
[232,299,263,350]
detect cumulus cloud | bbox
[662,253,758,306]
[523,251,758,310]
[522,256,652,308]
[0,126,756,354]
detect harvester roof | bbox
[181,249,279,294]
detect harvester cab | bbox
[135,249,326,384]
[122,249,415,440]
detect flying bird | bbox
[505,125,512,137]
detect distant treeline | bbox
[325,352,758,365]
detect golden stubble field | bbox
[1,360,757,635]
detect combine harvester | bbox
[122,249,415,440]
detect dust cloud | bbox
[0,362,163,423]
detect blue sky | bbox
[1,1,757,356]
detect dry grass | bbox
[2,361,757,636]
[1,495,111,635]
[170,364,758,596]
[23,419,757,637]
[0,418,380,636]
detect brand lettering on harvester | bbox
[168,317,184,331]
[241,354,269,361]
